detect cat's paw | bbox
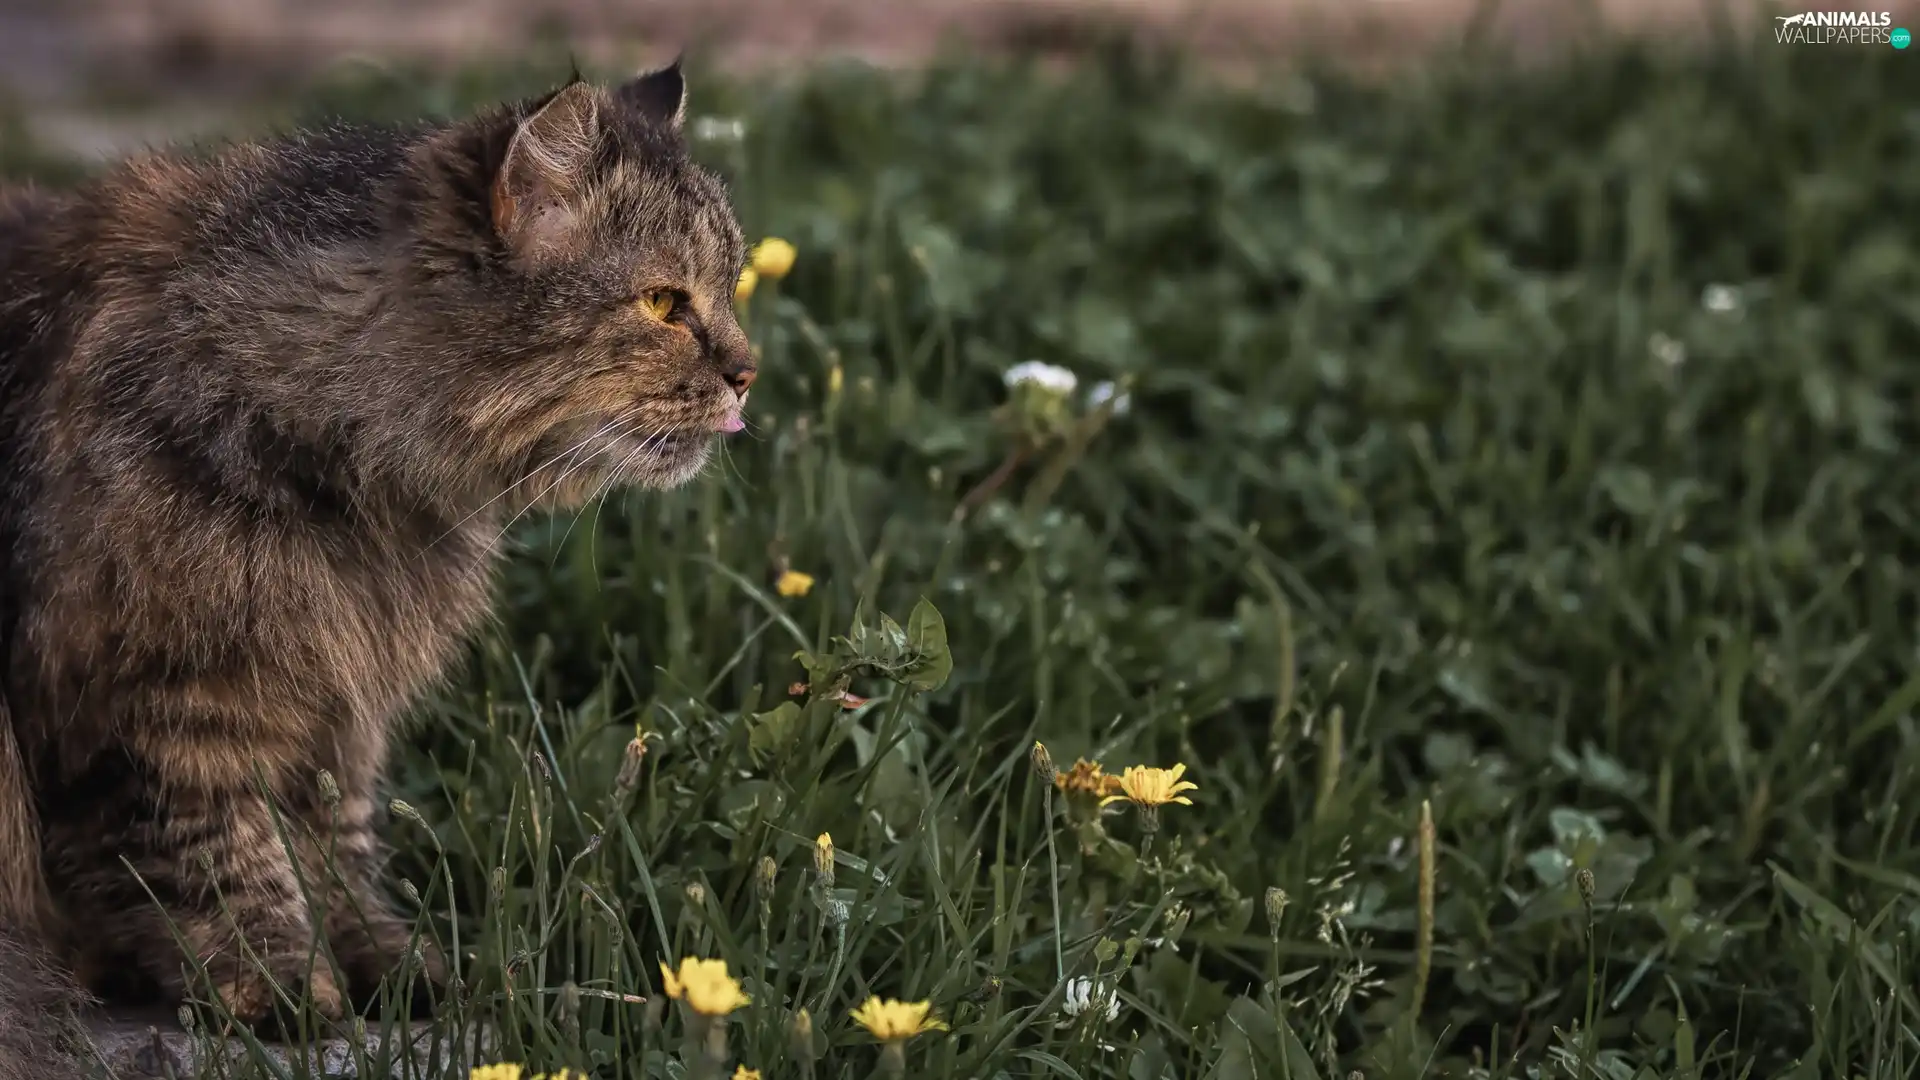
[210,959,344,1025]
[330,913,447,1014]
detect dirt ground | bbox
[3,0,1763,105]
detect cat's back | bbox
[0,185,79,659]
[0,184,80,452]
[0,183,80,335]
[0,184,59,255]
[0,119,426,588]
[165,121,423,260]
[3,120,423,295]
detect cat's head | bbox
[414,63,752,503]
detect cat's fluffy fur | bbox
[0,62,751,1078]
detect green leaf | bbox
[1674,1000,1697,1076]
[1201,998,1321,1080]
[747,701,805,767]
[904,596,953,691]
[716,779,787,832]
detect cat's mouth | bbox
[616,428,707,456]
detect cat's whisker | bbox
[473,425,624,556]
[483,418,644,555]
[422,412,627,553]
[549,441,640,565]
[495,410,693,559]
[548,420,693,563]
[714,430,747,486]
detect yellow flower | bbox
[752,237,797,279]
[776,570,815,597]
[850,996,948,1042]
[1099,763,1199,808]
[1054,758,1120,798]
[659,956,750,1016]
[790,1006,815,1055]
[813,832,835,882]
[732,1068,763,1080]
[735,267,759,303]
[470,1066,523,1080]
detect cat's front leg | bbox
[300,730,446,1012]
[106,740,346,1024]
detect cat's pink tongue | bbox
[717,413,746,434]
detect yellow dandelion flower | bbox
[735,267,759,304]
[1054,757,1115,798]
[752,237,797,279]
[776,569,815,597]
[791,1006,815,1050]
[1099,763,1199,808]
[732,1068,763,1080]
[828,364,844,396]
[850,997,948,1042]
[470,1066,523,1080]
[658,956,750,1017]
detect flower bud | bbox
[316,769,341,808]
[813,832,835,886]
[1264,887,1291,931]
[1030,741,1058,786]
[789,1007,816,1059]
[965,976,1004,1004]
[616,735,648,795]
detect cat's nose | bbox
[724,362,757,398]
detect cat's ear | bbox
[614,58,687,131]
[491,82,601,256]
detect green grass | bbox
[9,30,1920,1080]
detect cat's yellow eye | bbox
[638,289,676,321]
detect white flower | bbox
[1004,361,1078,395]
[1701,284,1742,315]
[1649,332,1687,368]
[1087,380,1132,416]
[691,116,746,143]
[1059,977,1121,1023]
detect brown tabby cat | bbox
[0,61,752,1078]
